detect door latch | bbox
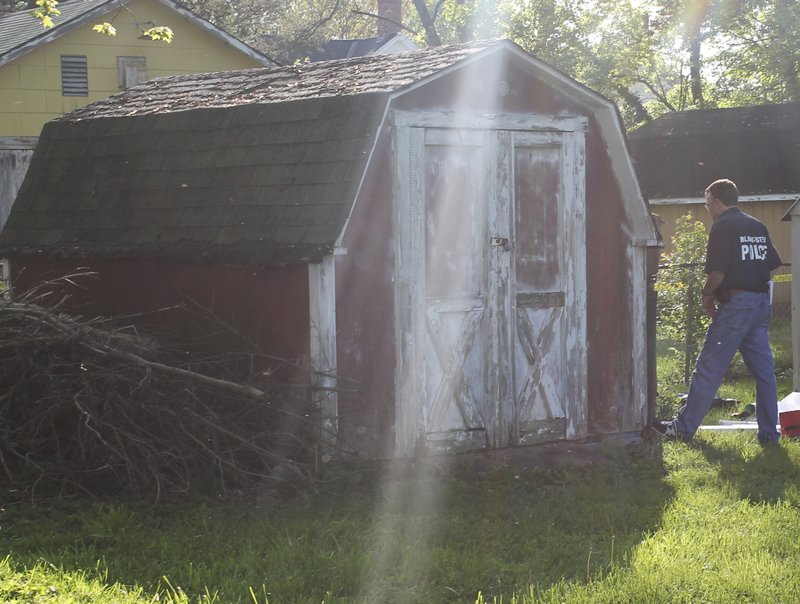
[490,236,510,251]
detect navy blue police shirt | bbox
[705,206,782,295]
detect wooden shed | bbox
[0,40,661,458]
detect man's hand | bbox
[701,270,725,318]
[701,293,717,318]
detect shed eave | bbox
[781,196,800,222]
[652,193,800,207]
[334,94,392,249]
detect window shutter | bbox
[117,56,148,89]
[61,55,88,96]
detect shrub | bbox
[655,214,710,386]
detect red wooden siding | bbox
[584,119,637,433]
[10,257,311,364]
[335,134,398,457]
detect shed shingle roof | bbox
[64,40,492,119]
[0,41,495,265]
[629,103,800,199]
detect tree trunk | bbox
[615,84,652,125]
[689,35,704,106]
[412,0,442,46]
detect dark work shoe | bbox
[652,419,678,439]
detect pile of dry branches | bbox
[0,283,327,501]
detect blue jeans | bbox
[673,291,779,444]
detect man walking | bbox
[654,179,782,445]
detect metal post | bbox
[684,283,694,387]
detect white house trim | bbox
[650,193,799,206]
[393,124,426,456]
[154,0,275,65]
[630,243,649,428]
[559,129,589,439]
[308,255,338,451]
[391,110,588,133]
[373,33,418,55]
[782,200,800,391]
[0,136,38,150]
[793,214,800,392]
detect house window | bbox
[117,56,147,89]
[61,55,88,96]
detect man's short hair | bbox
[706,179,738,206]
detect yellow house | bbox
[0,0,275,227]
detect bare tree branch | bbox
[351,9,418,36]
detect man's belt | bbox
[718,287,767,303]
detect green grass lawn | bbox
[1,316,797,603]
[3,433,800,603]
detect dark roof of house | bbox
[308,33,403,61]
[629,103,800,198]
[0,0,275,69]
[1,0,110,60]
[0,41,493,265]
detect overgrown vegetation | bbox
[0,278,328,502]
[655,214,710,388]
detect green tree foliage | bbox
[505,0,656,127]
[180,0,380,63]
[655,214,710,385]
[709,0,800,105]
[179,0,283,42]
[503,0,798,127]
[27,0,173,42]
[408,0,511,45]
[262,0,379,62]
[621,0,799,122]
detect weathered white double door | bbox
[394,112,587,455]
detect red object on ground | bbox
[779,409,800,438]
